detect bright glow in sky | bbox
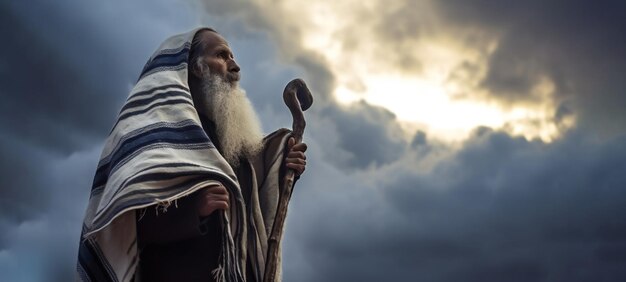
[273,0,572,142]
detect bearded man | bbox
[76,28,308,282]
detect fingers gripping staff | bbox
[264,79,313,282]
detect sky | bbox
[1,0,626,281]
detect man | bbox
[76,28,308,282]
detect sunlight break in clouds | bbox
[268,0,573,142]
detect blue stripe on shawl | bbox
[118,89,191,114]
[100,169,215,210]
[107,84,190,135]
[91,143,211,195]
[93,169,239,230]
[124,169,211,187]
[109,97,194,132]
[90,162,205,197]
[78,238,116,282]
[102,120,199,167]
[93,176,205,228]
[91,124,210,189]
[139,45,190,78]
[121,162,204,186]
[130,84,189,100]
[111,173,207,201]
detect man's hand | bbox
[285,137,308,177]
[196,184,230,217]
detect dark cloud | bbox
[286,129,626,281]
[367,1,432,72]
[436,0,626,136]
[317,0,626,137]
[0,2,136,154]
[410,130,428,148]
[0,137,50,232]
[319,101,407,169]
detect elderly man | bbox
[76,28,308,282]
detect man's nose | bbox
[228,60,240,73]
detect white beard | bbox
[196,73,264,167]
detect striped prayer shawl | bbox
[76,28,292,282]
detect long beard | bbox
[196,73,264,167]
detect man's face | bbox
[196,31,241,85]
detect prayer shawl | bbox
[76,28,292,282]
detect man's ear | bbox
[190,58,205,78]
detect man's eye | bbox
[217,51,229,59]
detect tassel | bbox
[212,265,225,282]
[217,210,245,282]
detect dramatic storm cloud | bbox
[1,0,625,281]
[435,0,626,136]
[287,129,626,281]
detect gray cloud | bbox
[436,0,626,136]
[319,101,407,168]
[0,4,114,154]
[0,137,49,226]
[284,129,626,281]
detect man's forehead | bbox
[200,30,230,49]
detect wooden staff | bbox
[264,79,313,282]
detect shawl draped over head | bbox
[76,27,293,282]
